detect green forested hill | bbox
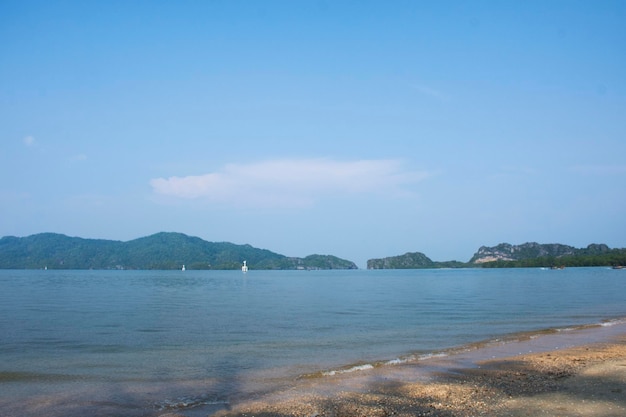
[367,251,467,269]
[367,251,435,269]
[470,242,626,268]
[366,242,626,269]
[0,232,358,270]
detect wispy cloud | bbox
[500,165,539,176]
[22,135,37,147]
[71,153,88,162]
[150,158,433,208]
[0,190,31,205]
[410,84,449,102]
[571,164,626,175]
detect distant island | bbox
[368,242,626,269]
[0,232,357,270]
[366,252,466,269]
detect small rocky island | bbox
[367,252,465,269]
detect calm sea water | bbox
[1,267,625,416]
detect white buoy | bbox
[242,260,248,272]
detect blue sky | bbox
[1,1,625,267]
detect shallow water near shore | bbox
[0,267,625,417]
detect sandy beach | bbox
[192,332,626,417]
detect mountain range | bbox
[1,233,624,270]
[0,232,357,270]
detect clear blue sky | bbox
[1,1,625,267]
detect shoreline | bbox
[195,323,626,417]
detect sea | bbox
[1,267,625,417]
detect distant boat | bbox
[182,265,186,271]
[242,261,248,273]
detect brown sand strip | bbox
[204,335,626,417]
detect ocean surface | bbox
[1,267,625,416]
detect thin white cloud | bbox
[71,153,88,162]
[571,164,626,175]
[150,158,433,208]
[23,135,36,147]
[0,190,31,205]
[410,84,449,102]
[499,165,539,176]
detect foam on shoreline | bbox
[4,319,625,417]
[208,321,626,417]
[296,317,626,384]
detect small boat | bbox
[182,265,186,271]
[242,261,248,273]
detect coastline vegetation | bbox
[0,232,357,270]
[1,232,624,270]
[478,249,626,268]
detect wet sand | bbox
[198,329,626,417]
